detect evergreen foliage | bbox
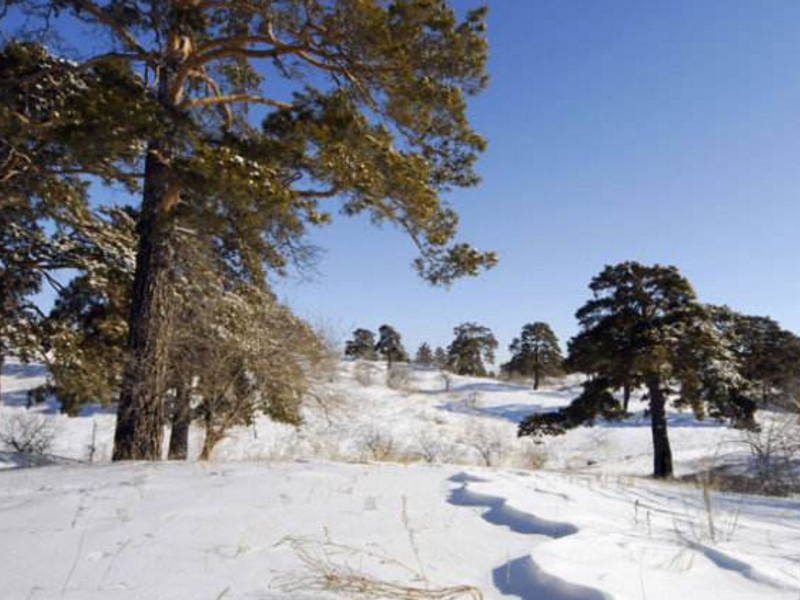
[414,342,434,366]
[375,324,408,365]
[0,204,44,395]
[36,207,137,414]
[433,346,449,369]
[709,306,800,408]
[502,322,563,389]
[519,377,623,436]
[447,322,497,376]
[344,328,377,361]
[520,262,757,479]
[4,0,496,459]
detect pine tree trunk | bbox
[0,353,4,405]
[647,375,673,479]
[112,58,182,461]
[533,367,540,391]
[168,381,191,460]
[623,379,631,413]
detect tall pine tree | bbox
[447,322,497,377]
[502,322,563,389]
[375,325,408,366]
[520,262,755,479]
[415,342,434,366]
[5,2,497,459]
[345,328,377,361]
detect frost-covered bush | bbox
[386,364,411,391]
[462,422,506,467]
[353,362,376,387]
[743,415,800,495]
[357,425,396,461]
[416,431,461,464]
[0,412,57,455]
[515,440,548,470]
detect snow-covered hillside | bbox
[1,359,799,600]
[0,359,765,476]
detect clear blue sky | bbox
[13,1,800,362]
[274,0,800,359]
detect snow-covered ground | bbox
[1,359,799,599]
[0,360,765,476]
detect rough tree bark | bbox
[647,375,673,478]
[113,59,181,460]
[167,380,191,460]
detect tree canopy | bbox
[2,0,496,459]
[345,328,377,361]
[375,324,408,365]
[502,321,563,389]
[447,322,496,377]
[520,262,756,479]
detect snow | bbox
[1,359,799,599]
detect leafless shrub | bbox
[172,281,323,460]
[742,415,800,495]
[305,388,347,427]
[358,426,396,461]
[354,362,376,387]
[515,441,548,470]
[275,537,483,600]
[462,422,506,467]
[387,364,412,391]
[416,431,462,464]
[312,318,346,384]
[0,412,56,455]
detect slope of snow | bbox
[1,359,799,599]
[1,461,799,600]
[0,359,763,477]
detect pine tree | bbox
[502,322,563,389]
[35,207,137,414]
[433,346,449,370]
[0,206,44,400]
[344,329,377,361]
[709,306,800,406]
[415,343,434,366]
[6,2,497,459]
[375,325,408,366]
[520,262,755,479]
[447,322,497,377]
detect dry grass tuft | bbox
[275,537,483,600]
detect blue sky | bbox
[274,0,800,360]
[11,1,800,363]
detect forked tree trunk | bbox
[112,60,182,461]
[168,381,191,460]
[647,375,673,479]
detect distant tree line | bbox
[345,320,562,385]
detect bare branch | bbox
[70,0,151,59]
